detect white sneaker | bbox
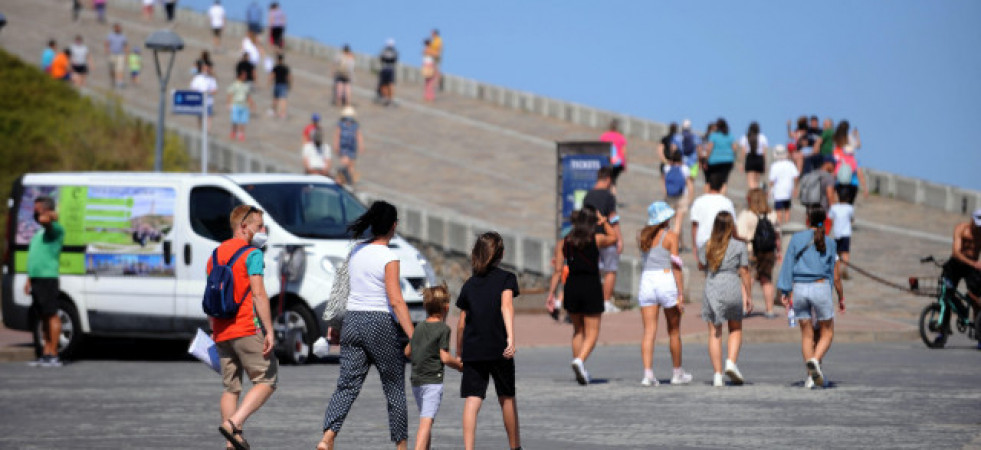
[670,369,693,385]
[724,360,744,385]
[804,376,815,389]
[641,376,659,387]
[571,358,589,385]
[806,358,825,387]
[712,372,725,387]
[604,300,621,313]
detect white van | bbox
[1,173,436,363]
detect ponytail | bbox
[348,200,398,241]
[807,206,827,254]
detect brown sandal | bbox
[218,419,250,450]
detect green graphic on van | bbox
[15,185,176,277]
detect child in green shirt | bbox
[128,47,142,85]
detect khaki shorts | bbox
[216,333,279,393]
[110,54,126,76]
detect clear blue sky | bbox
[185,0,981,190]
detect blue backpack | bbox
[202,245,255,319]
[681,130,697,157]
[665,165,686,197]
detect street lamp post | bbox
[145,30,184,172]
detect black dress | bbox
[562,238,604,314]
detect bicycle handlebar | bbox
[920,255,946,268]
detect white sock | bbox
[644,369,655,380]
[673,367,684,376]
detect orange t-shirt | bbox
[50,53,70,79]
[208,238,263,342]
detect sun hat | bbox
[773,144,788,159]
[647,201,675,226]
[340,106,356,118]
[973,209,981,227]
[311,113,320,122]
[385,38,395,47]
[681,119,691,130]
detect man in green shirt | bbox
[816,118,835,156]
[24,196,65,367]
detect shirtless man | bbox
[943,209,981,312]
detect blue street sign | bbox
[172,90,205,115]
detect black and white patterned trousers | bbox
[322,311,408,443]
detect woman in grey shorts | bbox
[701,211,752,387]
[776,206,844,389]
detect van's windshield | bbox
[240,182,366,239]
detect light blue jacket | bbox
[776,229,837,295]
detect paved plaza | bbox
[0,339,978,449]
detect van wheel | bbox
[275,303,317,365]
[33,299,83,360]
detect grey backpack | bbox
[798,172,823,205]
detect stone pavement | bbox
[0,341,978,449]
[0,0,969,333]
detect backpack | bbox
[202,245,255,319]
[798,171,823,205]
[752,214,777,254]
[835,162,854,185]
[665,165,686,197]
[681,130,697,157]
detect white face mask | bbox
[251,231,268,248]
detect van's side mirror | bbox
[184,243,192,265]
[162,241,172,265]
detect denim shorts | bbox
[598,245,619,273]
[412,384,444,419]
[231,104,249,124]
[273,83,289,99]
[792,280,834,321]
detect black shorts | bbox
[379,68,395,86]
[609,164,624,186]
[270,26,285,47]
[248,23,263,34]
[71,64,88,74]
[835,237,851,253]
[943,258,981,297]
[30,278,60,317]
[212,27,222,37]
[461,359,515,399]
[774,200,791,211]
[706,162,734,184]
[745,153,765,173]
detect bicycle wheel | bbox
[919,303,947,349]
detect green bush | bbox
[0,48,188,255]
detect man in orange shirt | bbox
[49,48,71,82]
[210,205,277,450]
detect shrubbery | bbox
[0,49,188,254]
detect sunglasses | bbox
[241,206,260,225]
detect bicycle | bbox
[909,255,981,349]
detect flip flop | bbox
[218,419,250,450]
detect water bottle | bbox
[788,308,797,328]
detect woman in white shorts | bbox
[636,202,692,386]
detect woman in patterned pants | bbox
[318,201,415,450]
